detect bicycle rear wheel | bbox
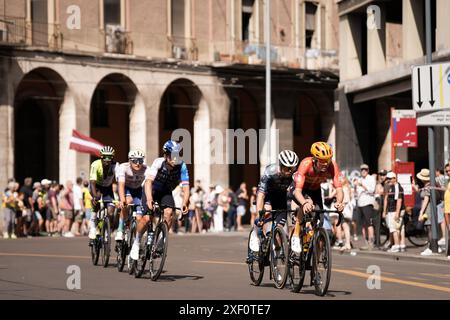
[270,225,289,289]
[149,222,168,281]
[135,231,148,278]
[312,227,331,296]
[247,229,264,286]
[288,231,306,293]
[102,216,111,268]
[408,225,430,247]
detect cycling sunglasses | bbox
[101,156,113,162]
[130,158,144,165]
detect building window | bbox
[242,0,255,41]
[171,0,185,45]
[92,89,109,128]
[104,0,121,26]
[305,2,317,48]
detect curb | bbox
[337,248,450,265]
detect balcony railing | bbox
[0,16,27,45]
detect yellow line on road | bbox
[334,268,450,293]
[0,252,90,260]
[193,260,247,266]
[419,273,450,279]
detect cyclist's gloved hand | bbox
[147,200,155,213]
[302,201,314,213]
[119,201,126,209]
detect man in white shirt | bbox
[72,177,85,236]
[355,164,376,250]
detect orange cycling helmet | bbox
[310,142,333,161]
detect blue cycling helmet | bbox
[163,140,182,154]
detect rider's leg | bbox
[164,208,173,230]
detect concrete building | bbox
[0,0,339,194]
[336,0,450,173]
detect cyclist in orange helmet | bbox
[289,142,344,253]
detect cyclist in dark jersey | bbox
[130,140,189,261]
[247,150,304,260]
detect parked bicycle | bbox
[246,209,293,289]
[289,208,343,296]
[90,199,117,268]
[133,202,182,281]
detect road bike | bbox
[133,202,182,281]
[246,209,293,289]
[90,199,117,267]
[289,208,343,296]
[116,204,139,273]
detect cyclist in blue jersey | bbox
[130,140,190,260]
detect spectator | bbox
[375,170,388,247]
[19,177,34,237]
[204,185,217,232]
[81,180,93,236]
[249,186,257,227]
[15,192,27,237]
[60,180,75,238]
[226,187,238,231]
[355,164,377,250]
[39,179,51,235]
[31,182,44,235]
[383,172,406,253]
[416,169,445,256]
[444,164,450,258]
[2,181,17,239]
[339,175,354,251]
[46,182,60,236]
[190,180,205,233]
[172,184,184,233]
[72,177,84,236]
[235,182,249,231]
[213,185,226,232]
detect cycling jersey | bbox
[294,157,342,191]
[89,159,118,187]
[257,164,292,195]
[116,162,152,189]
[149,158,189,193]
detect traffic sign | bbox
[392,110,417,147]
[412,62,450,112]
[417,110,450,126]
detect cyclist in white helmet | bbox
[246,150,308,263]
[115,149,152,241]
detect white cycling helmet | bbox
[278,150,299,168]
[128,149,145,160]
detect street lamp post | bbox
[265,0,271,164]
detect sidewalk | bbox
[335,237,450,265]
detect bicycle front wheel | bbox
[91,239,100,266]
[149,222,168,281]
[247,229,264,286]
[135,231,148,278]
[270,225,289,289]
[288,230,306,293]
[128,221,137,275]
[102,216,111,268]
[312,227,331,297]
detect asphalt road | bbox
[1,231,450,300]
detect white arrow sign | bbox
[412,62,450,112]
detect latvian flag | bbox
[69,130,104,156]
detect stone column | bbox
[0,57,14,189]
[402,0,425,61]
[339,14,363,81]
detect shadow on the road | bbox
[138,271,204,282]
[298,289,352,297]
